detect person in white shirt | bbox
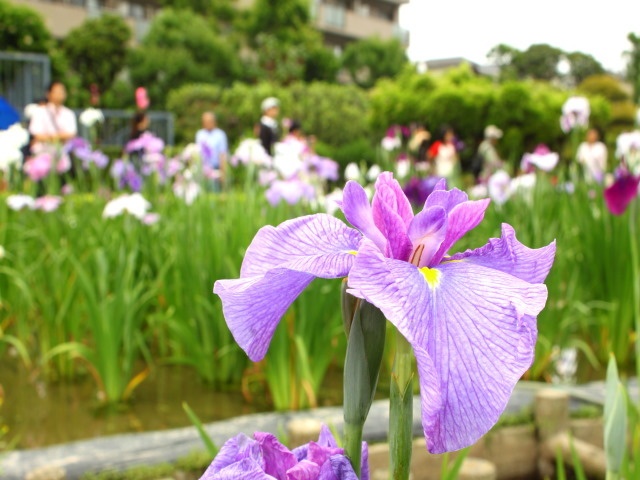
[576,128,607,184]
[29,81,77,154]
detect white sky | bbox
[398,0,640,73]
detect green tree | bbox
[63,15,131,94]
[487,43,519,80]
[512,44,563,81]
[0,0,52,52]
[627,32,640,103]
[246,0,310,45]
[128,9,241,107]
[566,51,604,85]
[341,37,408,89]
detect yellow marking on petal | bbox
[440,259,462,265]
[347,250,358,255]
[420,267,441,289]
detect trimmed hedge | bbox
[167,82,370,147]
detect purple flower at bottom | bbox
[201,425,367,480]
[214,172,555,454]
[604,169,640,215]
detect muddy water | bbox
[1,362,278,449]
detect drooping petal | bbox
[341,181,387,252]
[407,206,447,267]
[348,240,549,453]
[241,214,361,278]
[201,458,275,480]
[254,432,298,479]
[317,455,359,480]
[429,198,491,266]
[447,224,556,284]
[215,215,361,362]
[214,272,314,362]
[286,460,320,480]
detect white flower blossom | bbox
[79,108,105,128]
[103,193,151,219]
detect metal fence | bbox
[0,51,51,116]
[77,109,175,147]
[0,51,175,146]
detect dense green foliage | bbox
[0,0,52,53]
[167,81,370,147]
[341,37,408,89]
[489,42,604,85]
[128,9,242,107]
[369,64,612,168]
[627,33,640,104]
[63,15,131,93]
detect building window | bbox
[322,3,346,28]
[130,3,144,19]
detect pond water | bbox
[2,361,340,449]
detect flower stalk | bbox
[342,281,386,478]
[390,330,414,480]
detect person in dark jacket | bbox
[259,97,280,155]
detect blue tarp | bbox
[0,97,20,130]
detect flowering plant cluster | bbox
[201,425,368,480]
[213,172,555,466]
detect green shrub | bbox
[167,82,369,148]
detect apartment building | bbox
[7,0,408,48]
[232,0,410,50]
[311,0,409,51]
[9,0,158,41]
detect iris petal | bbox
[214,214,360,362]
[446,224,556,284]
[286,460,321,480]
[429,198,491,266]
[317,455,360,480]
[255,432,298,479]
[348,240,548,453]
[203,434,263,477]
[241,214,362,278]
[204,458,276,480]
[341,181,387,252]
[407,206,447,267]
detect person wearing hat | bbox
[259,97,280,156]
[477,125,504,183]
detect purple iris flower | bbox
[214,172,555,454]
[126,132,165,154]
[265,180,316,206]
[90,150,109,169]
[604,168,640,215]
[403,176,440,207]
[200,425,367,480]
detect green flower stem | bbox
[630,202,640,379]
[390,330,414,480]
[344,421,364,478]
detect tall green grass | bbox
[1,171,639,407]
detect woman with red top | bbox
[428,125,459,181]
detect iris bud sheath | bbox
[343,293,387,478]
